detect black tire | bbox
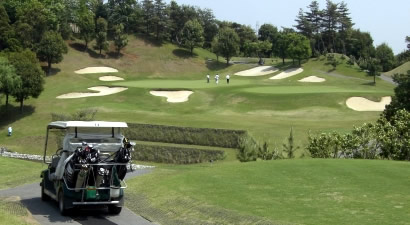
[41,179,50,201]
[108,204,122,214]
[58,189,69,216]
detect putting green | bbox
[242,86,390,94]
[114,79,252,89]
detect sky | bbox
[165,0,410,54]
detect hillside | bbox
[0,36,395,155]
[384,61,410,77]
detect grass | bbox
[0,38,394,155]
[0,197,38,225]
[126,159,410,225]
[0,157,45,190]
[384,61,410,77]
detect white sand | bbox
[234,66,278,76]
[150,91,194,103]
[57,86,128,99]
[99,76,124,81]
[346,96,392,111]
[75,67,118,74]
[298,76,325,83]
[269,68,304,80]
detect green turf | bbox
[384,61,410,77]
[127,159,410,225]
[0,157,45,189]
[242,85,391,94]
[115,79,252,89]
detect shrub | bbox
[236,136,258,162]
[133,143,225,164]
[124,123,247,148]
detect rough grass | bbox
[126,159,410,225]
[0,197,38,225]
[0,157,44,189]
[384,61,410,77]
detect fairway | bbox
[115,79,253,89]
[242,85,392,94]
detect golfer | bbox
[226,74,230,84]
[8,127,12,136]
[215,74,219,84]
[206,74,210,83]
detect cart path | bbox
[0,169,155,225]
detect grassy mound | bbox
[126,159,410,225]
[384,61,410,77]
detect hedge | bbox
[133,143,226,164]
[124,123,247,148]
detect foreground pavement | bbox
[0,169,155,225]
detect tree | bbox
[287,33,312,65]
[197,8,218,49]
[153,0,168,40]
[0,4,11,50]
[215,27,240,65]
[273,32,291,65]
[113,23,128,55]
[211,36,221,61]
[141,0,155,34]
[77,7,95,50]
[180,19,204,55]
[36,31,68,75]
[0,57,21,109]
[383,70,410,120]
[258,23,278,42]
[367,58,382,84]
[256,40,272,61]
[321,0,339,52]
[375,43,395,72]
[283,127,299,159]
[8,50,45,112]
[95,17,109,56]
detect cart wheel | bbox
[58,189,69,216]
[108,204,122,214]
[41,179,49,201]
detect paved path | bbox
[0,169,155,225]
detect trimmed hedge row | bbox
[133,143,226,164]
[125,123,247,148]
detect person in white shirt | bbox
[226,74,230,84]
[8,127,12,136]
[206,74,210,83]
[215,74,219,84]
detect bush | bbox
[133,143,225,164]
[236,136,258,162]
[124,123,247,148]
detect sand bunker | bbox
[234,66,278,76]
[298,76,325,83]
[269,68,304,80]
[57,86,128,99]
[99,76,124,81]
[150,90,193,103]
[75,67,118,74]
[346,96,391,111]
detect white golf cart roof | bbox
[48,121,128,129]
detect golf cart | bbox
[40,121,133,215]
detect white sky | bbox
[166,0,410,54]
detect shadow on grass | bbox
[41,66,61,77]
[69,43,102,59]
[0,105,35,129]
[206,60,229,71]
[361,81,376,86]
[172,49,197,59]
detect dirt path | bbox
[0,169,154,225]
